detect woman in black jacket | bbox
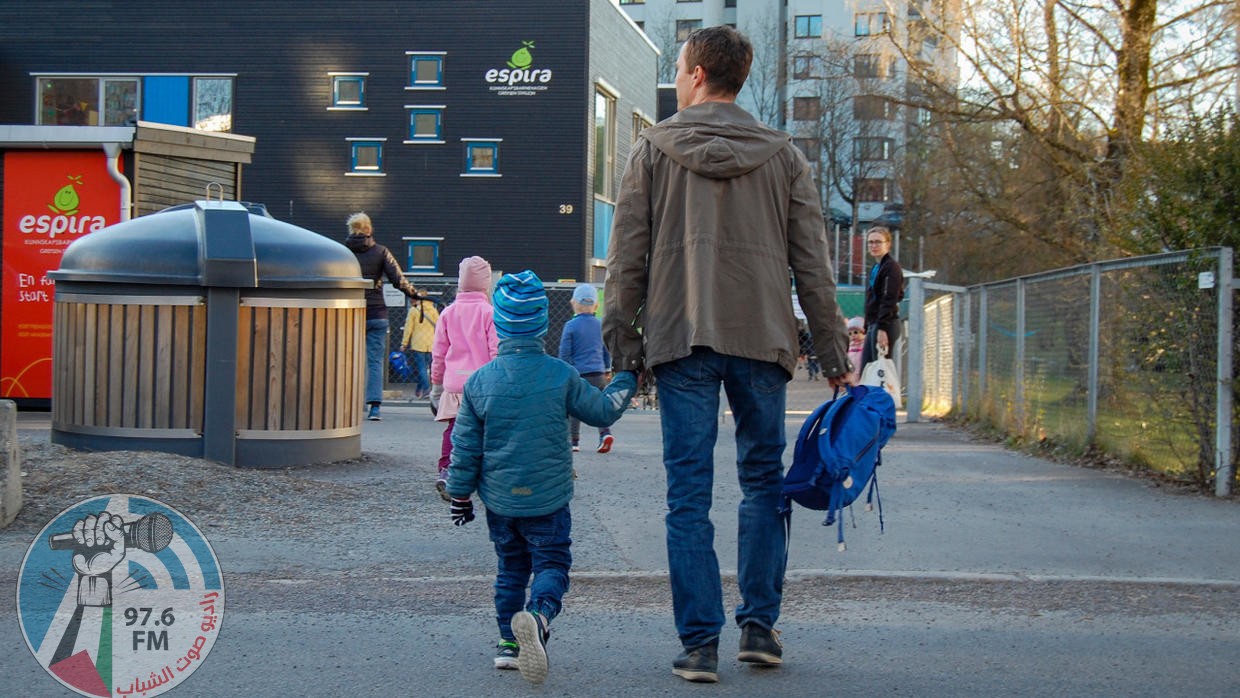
[344,212,421,421]
[861,226,904,367]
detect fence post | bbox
[1087,264,1101,444]
[906,275,925,422]
[1015,279,1026,430]
[959,291,971,413]
[1215,247,1234,497]
[978,286,988,415]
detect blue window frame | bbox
[461,139,501,176]
[405,106,444,143]
[330,74,367,109]
[404,238,442,273]
[407,52,445,89]
[795,15,822,38]
[347,138,386,175]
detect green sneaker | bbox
[512,611,550,684]
[494,640,519,670]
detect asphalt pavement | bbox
[2,392,1239,697]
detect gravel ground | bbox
[10,431,407,539]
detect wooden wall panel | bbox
[52,299,205,430]
[236,301,364,432]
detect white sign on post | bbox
[383,284,406,307]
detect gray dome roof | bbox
[52,201,368,289]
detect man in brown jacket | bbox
[603,26,851,684]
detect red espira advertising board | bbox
[2,150,121,399]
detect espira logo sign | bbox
[484,40,553,96]
[2,150,120,400]
[16,495,224,697]
[20,174,108,238]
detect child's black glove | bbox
[450,497,475,526]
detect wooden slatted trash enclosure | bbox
[48,200,370,467]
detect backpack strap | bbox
[781,500,793,563]
[822,480,847,551]
[867,451,885,534]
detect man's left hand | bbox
[826,372,855,389]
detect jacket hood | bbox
[344,234,375,253]
[644,101,789,179]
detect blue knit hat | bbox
[493,270,548,339]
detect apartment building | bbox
[620,0,958,225]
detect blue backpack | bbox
[781,384,897,551]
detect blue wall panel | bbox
[143,76,189,126]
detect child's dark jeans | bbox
[485,505,572,641]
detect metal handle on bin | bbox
[205,181,224,202]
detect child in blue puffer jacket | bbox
[445,270,636,685]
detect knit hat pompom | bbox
[493,270,548,339]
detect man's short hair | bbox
[683,25,753,97]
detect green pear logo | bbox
[48,175,82,216]
[507,40,535,70]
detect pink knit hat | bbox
[458,256,492,293]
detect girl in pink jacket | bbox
[431,256,499,499]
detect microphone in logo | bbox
[48,512,174,553]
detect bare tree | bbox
[644,4,683,84]
[894,0,1238,270]
[740,10,787,128]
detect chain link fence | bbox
[382,278,867,415]
[909,248,1236,495]
[383,279,596,396]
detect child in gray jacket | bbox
[445,269,636,684]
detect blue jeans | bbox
[486,505,573,642]
[411,350,431,395]
[653,348,788,648]
[365,318,389,405]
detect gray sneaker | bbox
[512,611,550,684]
[737,624,782,665]
[672,639,719,683]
